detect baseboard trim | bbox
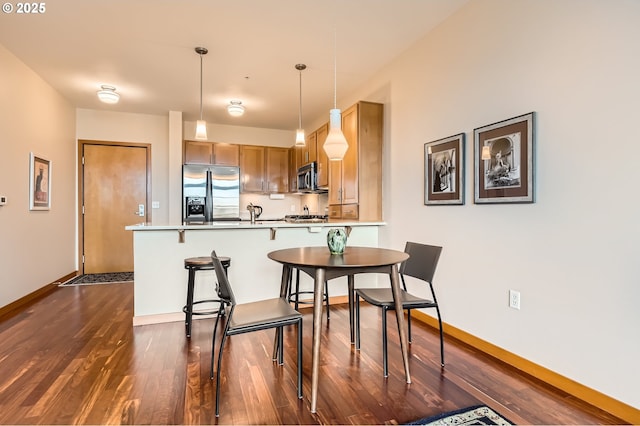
[133,312,185,326]
[0,271,77,320]
[411,310,640,424]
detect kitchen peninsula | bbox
[126,220,385,326]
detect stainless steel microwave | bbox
[297,162,322,193]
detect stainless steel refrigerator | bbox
[183,165,241,222]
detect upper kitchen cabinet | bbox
[184,140,239,166]
[213,143,240,166]
[288,148,298,192]
[265,147,289,193]
[240,145,289,193]
[316,123,329,188]
[240,145,265,192]
[328,101,383,221]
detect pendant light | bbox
[295,64,307,147]
[195,47,208,140]
[323,28,349,161]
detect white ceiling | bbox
[0,0,467,131]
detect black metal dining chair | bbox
[354,242,444,377]
[209,250,303,417]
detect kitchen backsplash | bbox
[239,193,328,220]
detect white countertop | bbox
[125,220,385,231]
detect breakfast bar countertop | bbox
[125,220,385,231]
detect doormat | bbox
[60,272,134,286]
[406,405,514,425]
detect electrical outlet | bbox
[509,289,521,310]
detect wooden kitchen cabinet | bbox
[240,145,265,192]
[288,148,298,192]
[184,140,212,164]
[328,101,383,221]
[316,123,329,188]
[240,145,289,193]
[265,147,289,193]
[184,140,239,166]
[213,143,239,166]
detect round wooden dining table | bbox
[268,246,410,413]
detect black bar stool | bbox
[184,255,231,338]
[287,268,330,320]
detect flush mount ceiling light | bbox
[295,64,307,147]
[97,85,120,104]
[195,46,208,140]
[323,28,349,161]
[227,100,245,117]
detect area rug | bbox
[406,405,514,425]
[60,272,134,286]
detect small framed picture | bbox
[29,152,51,210]
[474,112,535,204]
[424,133,465,205]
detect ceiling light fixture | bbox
[323,27,349,161]
[195,46,208,140]
[295,64,307,147]
[227,100,245,117]
[97,85,120,104]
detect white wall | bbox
[0,44,76,306]
[183,120,294,148]
[76,109,171,224]
[345,0,640,409]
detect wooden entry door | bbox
[80,141,150,274]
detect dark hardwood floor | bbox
[0,283,625,425]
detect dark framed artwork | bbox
[29,152,51,210]
[424,133,464,205]
[474,112,534,204]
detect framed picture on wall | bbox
[29,152,51,211]
[474,112,535,204]
[424,133,465,205]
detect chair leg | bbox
[407,309,412,343]
[215,332,229,417]
[355,293,361,350]
[382,307,388,378]
[297,318,303,399]
[185,267,196,338]
[324,280,330,321]
[210,306,224,379]
[277,326,284,365]
[436,306,445,366]
[294,269,300,311]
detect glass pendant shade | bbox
[295,128,305,147]
[323,108,348,160]
[195,120,208,140]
